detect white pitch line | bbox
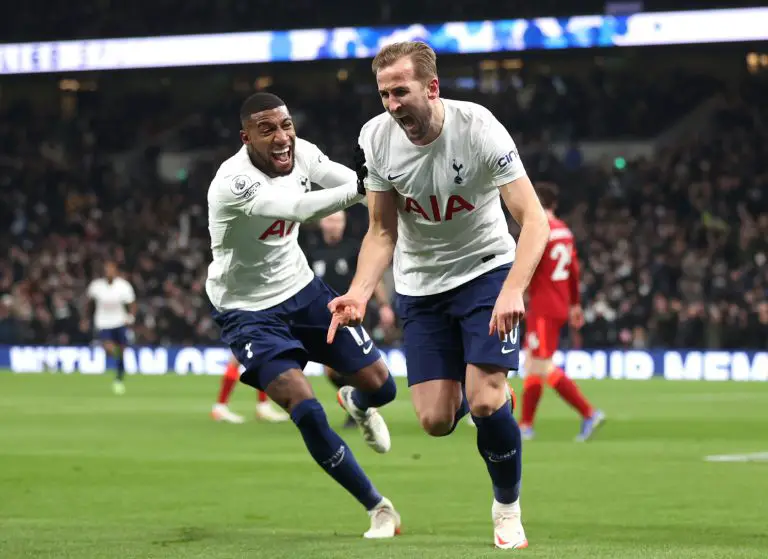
[704,452,768,462]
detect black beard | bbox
[246,146,288,178]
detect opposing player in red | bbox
[520,183,605,441]
[211,353,289,423]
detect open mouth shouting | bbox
[271,145,292,172]
[395,114,418,134]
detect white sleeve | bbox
[217,174,363,222]
[312,160,357,189]
[302,141,357,189]
[479,113,527,187]
[358,127,392,192]
[123,282,136,304]
[86,281,97,299]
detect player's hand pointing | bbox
[489,286,525,340]
[327,292,368,344]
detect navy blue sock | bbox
[291,399,382,510]
[351,373,397,410]
[472,402,522,504]
[114,348,125,382]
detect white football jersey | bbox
[359,98,527,296]
[206,138,356,311]
[87,277,135,330]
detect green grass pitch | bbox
[1,373,767,558]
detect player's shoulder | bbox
[115,276,133,289]
[359,112,397,171]
[294,136,318,154]
[294,137,327,168]
[443,99,504,152]
[547,216,574,242]
[88,278,108,298]
[208,146,264,203]
[359,111,395,145]
[444,98,497,127]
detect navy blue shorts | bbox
[212,277,381,391]
[395,264,520,386]
[97,327,130,345]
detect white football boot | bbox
[337,386,391,453]
[211,404,245,424]
[492,498,528,550]
[364,497,401,539]
[255,401,290,423]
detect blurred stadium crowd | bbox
[4,0,762,41]
[1,3,767,351]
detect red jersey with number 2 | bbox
[527,215,580,322]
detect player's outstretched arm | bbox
[310,159,357,189]
[228,177,363,223]
[326,189,398,343]
[491,175,550,338]
[309,157,371,207]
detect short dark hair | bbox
[239,92,286,124]
[536,182,559,210]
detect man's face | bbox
[376,57,439,143]
[104,261,117,280]
[240,105,297,176]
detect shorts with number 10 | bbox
[395,264,520,386]
[213,277,381,391]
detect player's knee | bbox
[546,367,565,387]
[466,368,508,417]
[353,359,395,397]
[263,369,314,413]
[467,389,507,418]
[527,357,551,376]
[356,358,390,386]
[468,401,498,418]
[418,411,455,437]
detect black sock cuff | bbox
[290,398,324,424]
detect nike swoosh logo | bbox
[387,173,405,181]
[363,342,374,354]
[496,532,527,549]
[501,347,516,354]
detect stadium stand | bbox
[1,0,766,349]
